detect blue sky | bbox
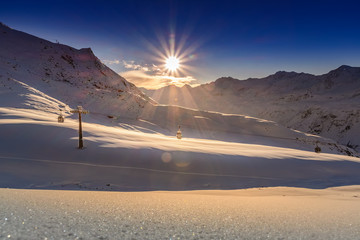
[1,0,360,88]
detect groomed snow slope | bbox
[1,77,360,191]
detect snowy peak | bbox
[268,71,313,80]
[0,23,126,90]
[0,22,10,29]
[214,77,240,88]
[272,71,299,78]
[181,84,193,89]
[324,65,360,80]
[333,65,358,72]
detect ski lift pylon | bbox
[315,141,321,153]
[176,125,182,139]
[58,109,64,123]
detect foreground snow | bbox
[1,186,360,239]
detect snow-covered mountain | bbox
[1,23,360,192]
[0,22,152,118]
[142,67,360,151]
[0,22,357,159]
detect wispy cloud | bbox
[102,59,121,65]
[122,60,161,73]
[119,60,197,89]
[120,70,196,89]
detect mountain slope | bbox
[0,22,152,118]
[1,80,360,191]
[142,67,360,150]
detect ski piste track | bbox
[0,155,280,180]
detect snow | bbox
[143,67,360,150]
[1,21,360,239]
[1,187,360,239]
[1,23,360,192]
[0,186,360,239]
[1,107,356,161]
[1,77,360,191]
[0,23,152,118]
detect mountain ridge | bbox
[142,66,360,150]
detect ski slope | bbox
[1,77,360,191]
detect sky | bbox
[1,0,360,89]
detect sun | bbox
[165,56,180,71]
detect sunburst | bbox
[165,56,180,71]
[140,29,200,79]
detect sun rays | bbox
[119,26,203,90]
